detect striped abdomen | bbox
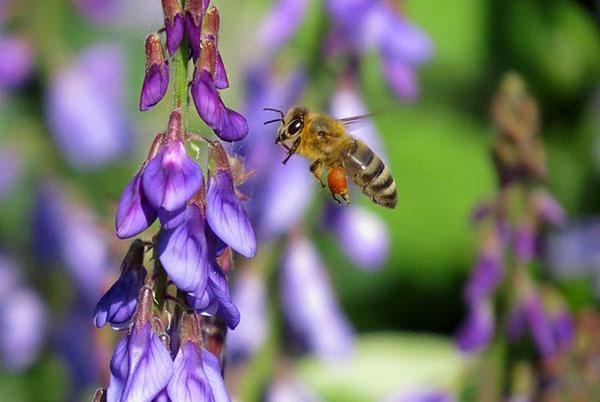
[341,139,397,208]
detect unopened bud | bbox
[161,0,184,56]
[197,39,216,77]
[134,286,154,329]
[144,33,165,70]
[180,312,203,345]
[202,6,220,43]
[166,109,183,142]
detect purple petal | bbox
[142,140,203,212]
[191,70,227,129]
[546,219,600,279]
[219,107,249,142]
[0,289,46,371]
[381,57,419,101]
[464,251,503,303]
[119,322,175,401]
[280,236,354,360]
[140,63,170,111]
[158,205,188,230]
[456,301,494,353]
[523,295,556,357]
[202,349,230,402]
[165,13,185,56]
[94,267,147,328]
[115,171,158,239]
[158,205,209,293]
[0,36,33,89]
[257,0,309,53]
[513,224,535,264]
[46,43,132,170]
[206,263,240,329]
[185,14,202,60]
[328,205,390,270]
[206,171,256,258]
[74,0,119,24]
[167,343,214,402]
[107,336,129,402]
[214,51,229,89]
[553,311,574,351]
[534,190,566,226]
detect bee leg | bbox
[282,138,300,165]
[309,160,325,188]
[340,190,351,204]
[330,192,341,204]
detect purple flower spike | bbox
[523,295,556,358]
[207,170,256,258]
[464,251,503,303]
[162,0,184,56]
[191,70,249,142]
[456,301,494,353]
[167,342,214,402]
[142,112,203,212]
[158,204,209,293]
[115,170,158,239]
[94,241,148,328]
[107,322,174,401]
[107,288,174,402]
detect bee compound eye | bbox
[287,119,303,135]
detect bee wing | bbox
[337,113,375,127]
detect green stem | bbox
[170,1,190,132]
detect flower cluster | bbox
[94,0,254,400]
[455,74,573,395]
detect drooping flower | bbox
[206,170,256,258]
[46,43,133,170]
[161,0,184,56]
[94,240,148,329]
[142,110,203,212]
[140,33,170,111]
[463,236,503,303]
[456,301,494,353]
[115,170,158,239]
[184,0,209,60]
[107,287,174,402]
[280,234,354,360]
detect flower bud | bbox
[140,34,169,111]
[161,0,184,56]
[184,0,209,59]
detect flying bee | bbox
[264,106,397,209]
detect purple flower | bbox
[257,0,309,54]
[456,301,494,353]
[158,203,209,293]
[73,0,119,24]
[533,190,566,226]
[280,235,354,360]
[168,342,214,402]
[161,0,184,56]
[464,249,503,303]
[184,0,209,60]
[0,288,46,371]
[140,33,170,111]
[94,241,148,329]
[226,271,268,361]
[326,205,389,270]
[142,111,203,212]
[191,69,249,142]
[206,170,256,258]
[107,288,174,402]
[522,295,556,357]
[115,170,158,239]
[552,310,574,351]
[546,218,600,279]
[0,36,33,89]
[46,43,132,170]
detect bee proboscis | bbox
[264,106,397,209]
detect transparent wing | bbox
[337,113,375,127]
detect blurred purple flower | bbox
[94,241,147,329]
[552,310,574,352]
[326,205,390,270]
[382,391,456,402]
[0,36,33,89]
[257,0,309,54]
[33,182,109,305]
[456,301,494,353]
[206,170,256,258]
[0,147,21,201]
[158,203,209,293]
[513,224,535,264]
[533,190,566,226]
[73,0,119,24]
[226,271,268,361]
[46,43,133,170]
[0,286,46,371]
[522,294,556,358]
[265,377,322,402]
[464,250,503,303]
[280,235,354,360]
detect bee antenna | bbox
[263,118,284,126]
[263,107,285,119]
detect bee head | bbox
[275,106,307,144]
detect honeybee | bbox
[264,106,397,209]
